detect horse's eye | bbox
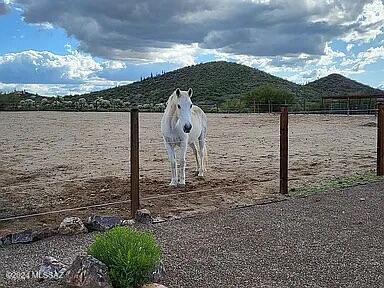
[190,104,192,109]
[177,104,181,109]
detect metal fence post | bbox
[377,103,384,176]
[131,108,140,218]
[280,105,289,194]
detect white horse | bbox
[161,88,208,186]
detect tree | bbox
[242,84,295,112]
[78,98,87,110]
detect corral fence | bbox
[0,104,382,230]
[128,104,384,217]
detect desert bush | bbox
[88,227,161,288]
[242,84,295,112]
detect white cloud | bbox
[346,44,354,51]
[0,80,133,96]
[340,45,384,71]
[0,49,128,84]
[29,22,54,30]
[0,50,102,83]
[101,60,126,70]
[0,49,133,95]
[342,0,384,43]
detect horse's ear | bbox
[175,88,181,97]
[188,88,193,97]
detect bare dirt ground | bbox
[1,182,383,288]
[0,111,377,232]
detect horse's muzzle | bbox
[183,124,192,133]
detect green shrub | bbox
[88,226,161,288]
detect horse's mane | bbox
[164,91,178,117]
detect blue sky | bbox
[0,0,383,95]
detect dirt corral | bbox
[0,111,377,232]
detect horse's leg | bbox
[198,132,206,177]
[190,142,199,176]
[165,142,178,186]
[179,141,188,186]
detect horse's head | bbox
[175,88,193,133]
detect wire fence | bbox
[0,106,382,231]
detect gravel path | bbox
[1,182,383,288]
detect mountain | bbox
[0,91,43,110]
[304,73,383,97]
[66,61,303,105]
[71,63,382,105]
[1,61,383,111]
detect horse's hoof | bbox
[178,183,186,187]
[193,171,199,176]
[169,181,178,187]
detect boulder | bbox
[0,230,34,245]
[58,217,88,235]
[135,209,153,224]
[85,216,123,231]
[142,284,168,288]
[38,256,68,281]
[12,229,34,244]
[1,226,58,246]
[150,261,166,283]
[121,219,135,226]
[0,234,11,246]
[152,217,166,224]
[65,254,112,288]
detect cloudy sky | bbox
[0,0,384,96]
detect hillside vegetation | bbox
[304,73,382,96]
[0,61,382,111]
[68,61,303,105]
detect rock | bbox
[0,234,10,246]
[135,209,153,224]
[0,230,11,246]
[58,217,88,235]
[150,261,166,283]
[38,256,68,281]
[0,230,34,245]
[142,284,168,288]
[121,219,135,226]
[12,229,34,244]
[65,254,112,288]
[1,226,58,246]
[85,216,123,231]
[152,217,166,224]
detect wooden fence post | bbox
[130,108,140,218]
[377,103,384,176]
[347,97,350,116]
[280,105,288,194]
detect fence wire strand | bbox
[0,183,253,222]
[1,109,379,224]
